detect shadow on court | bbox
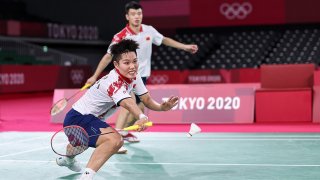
[110,143,171,179]
[57,173,81,179]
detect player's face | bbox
[114,52,139,79]
[126,8,143,27]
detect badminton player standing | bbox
[86,1,198,152]
[56,39,178,180]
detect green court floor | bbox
[1,132,320,180]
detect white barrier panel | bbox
[50,83,260,124]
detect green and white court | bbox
[1,132,320,180]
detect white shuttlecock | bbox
[187,123,201,137]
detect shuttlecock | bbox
[187,123,201,137]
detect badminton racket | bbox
[51,121,153,157]
[50,83,91,116]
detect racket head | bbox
[50,98,68,116]
[51,125,89,157]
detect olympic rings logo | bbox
[70,70,84,85]
[220,2,252,20]
[148,75,169,84]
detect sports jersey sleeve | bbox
[133,75,148,96]
[150,26,164,46]
[107,82,131,106]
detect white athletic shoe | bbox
[56,156,82,172]
[78,172,94,180]
[117,146,127,154]
[78,168,95,180]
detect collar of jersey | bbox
[126,24,143,35]
[115,68,135,84]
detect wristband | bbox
[139,114,148,120]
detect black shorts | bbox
[63,109,110,148]
[135,77,147,104]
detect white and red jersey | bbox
[107,24,164,77]
[73,69,148,119]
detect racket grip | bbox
[123,121,153,131]
[80,83,91,91]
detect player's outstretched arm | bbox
[119,97,149,131]
[162,37,198,54]
[119,97,143,119]
[140,93,179,111]
[86,53,112,85]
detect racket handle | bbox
[80,83,91,91]
[123,121,153,131]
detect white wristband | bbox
[139,114,148,120]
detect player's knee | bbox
[109,134,123,153]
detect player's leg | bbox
[79,118,123,179]
[82,128,122,173]
[56,109,83,172]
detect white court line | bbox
[0,159,319,167]
[0,146,50,158]
[0,136,319,159]
[1,138,320,158]
[0,136,50,146]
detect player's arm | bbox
[86,53,112,84]
[119,97,144,119]
[119,97,149,131]
[162,37,198,54]
[139,92,179,111]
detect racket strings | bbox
[64,127,89,156]
[51,99,68,115]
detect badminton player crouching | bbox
[56,39,178,180]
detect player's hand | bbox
[86,76,97,85]
[134,118,149,132]
[161,96,179,111]
[184,44,198,54]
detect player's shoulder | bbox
[142,24,156,30]
[112,27,129,42]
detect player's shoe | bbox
[78,171,94,180]
[56,156,82,172]
[123,132,140,143]
[117,146,128,154]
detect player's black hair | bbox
[111,39,139,62]
[125,1,143,14]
